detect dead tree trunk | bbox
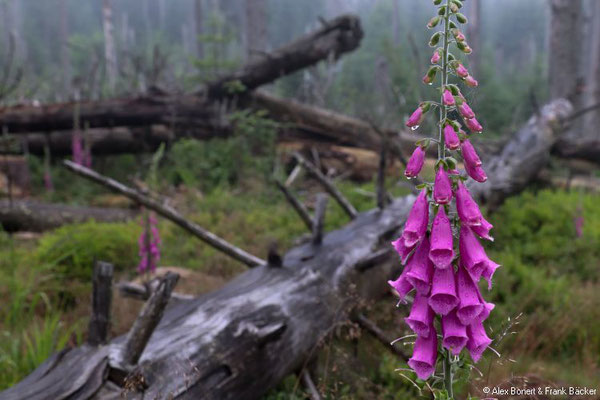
[102,0,117,91]
[0,199,137,232]
[0,99,573,400]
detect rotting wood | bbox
[63,160,266,268]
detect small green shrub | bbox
[162,109,278,192]
[485,189,600,373]
[34,221,141,280]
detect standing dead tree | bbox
[0,99,572,400]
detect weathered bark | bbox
[0,199,136,232]
[0,99,573,400]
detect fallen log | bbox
[0,99,572,400]
[0,199,137,232]
[0,15,363,135]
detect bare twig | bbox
[354,313,409,361]
[87,261,114,346]
[293,152,357,219]
[117,280,194,302]
[275,179,313,232]
[64,160,266,267]
[301,370,322,400]
[564,102,600,123]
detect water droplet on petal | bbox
[411,125,419,131]
[427,82,433,86]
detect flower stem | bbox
[438,0,451,162]
[443,349,454,399]
[441,2,454,399]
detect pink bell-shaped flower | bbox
[444,124,460,150]
[388,267,414,303]
[431,50,441,64]
[456,264,484,325]
[392,237,416,264]
[456,181,483,226]
[459,225,490,281]
[429,264,459,315]
[471,216,494,241]
[401,190,429,247]
[405,146,425,178]
[481,260,500,290]
[408,326,438,380]
[406,237,435,295]
[442,89,455,106]
[434,168,453,204]
[466,320,492,362]
[429,207,454,269]
[405,293,435,338]
[442,310,468,356]
[476,290,495,323]
[465,117,483,133]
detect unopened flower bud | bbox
[456,63,469,78]
[442,89,455,106]
[429,32,442,47]
[461,139,481,167]
[434,167,453,204]
[406,106,424,128]
[405,146,426,178]
[465,117,483,133]
[428,16,441,29]
[431,50,441,64]
[450,2,459,13]
[458,102,475,119]
[455,13,468,24]
[444,124,460,150]
[433,0,442,4]
[465,162,488,183]
[465,75,479,87]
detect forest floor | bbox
[1,155,600,398]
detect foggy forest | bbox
[0,0,599,399]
